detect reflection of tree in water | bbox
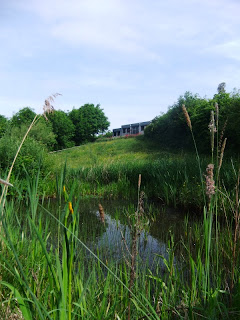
[78,205,107,242]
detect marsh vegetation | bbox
[0,90,240,319]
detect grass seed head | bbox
[43,93,61,120]
[208,110,216,153]
[206,164,215,200]
[182,105,192,130]
[219,138,227,171]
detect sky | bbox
[0,0,240,130]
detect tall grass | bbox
[1,163,240,318]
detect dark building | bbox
[113,121,151,137]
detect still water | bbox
[43,198,193,271]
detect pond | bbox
[42,197,195,273]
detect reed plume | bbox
[208,111,216,156]
[43,93,61,120]
[182,105,192,130]
[205,164,215,200]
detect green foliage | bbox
[47,110,75,150]
[29,118,56,150]
[47,137,234,208]
[0,114,8,138]
[10,107,36,127]
[69,104,110,145]
[145,87,240,154]
[0,125,51,178]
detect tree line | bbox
[0,103,110,149]
[0,104,109,176]
[144,83,240,154]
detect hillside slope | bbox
[49,136,175,170]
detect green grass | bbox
[49,136,173,169]
[1,176,240,319]
[44,136,237,211]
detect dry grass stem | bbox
[138,174,141,189]
[182,105,192,130]
[0,113,39,209]
[230,169,240,297]
[0,178,13,187]
[219,138,227,171]
[0,94,61,214]
[218,119,228,151]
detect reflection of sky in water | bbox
[92,211,176,272]
[45,198,190,272]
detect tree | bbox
[9,107,56,151]
[29,118,56,150]
[69,104,110,145]
[47,110,75,150]
[217,82,226,94]
[0,115,8,138]
[145,91,214,152]
[11,107,36,127]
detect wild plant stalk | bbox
[0,93,60,214]
[127,174,146,320]
[183,104,217,304]
[0,114,39,212]
[214,104,220,276]
[230,169,240,298]
[182,105,206,207]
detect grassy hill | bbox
[47,136,210,208]
[46,135,235,210]
[49,136,174,170]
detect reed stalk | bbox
[230,169,240,299]
[182,105,206,207]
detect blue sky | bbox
[1,0,240,129]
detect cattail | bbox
[205,164,215,200]
[182,105,192,130]
[68,201,74,214]
[0,178,13,187]
[98,203,105,223]
[219,138,227,171]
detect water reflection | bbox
[64,198,189,271]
